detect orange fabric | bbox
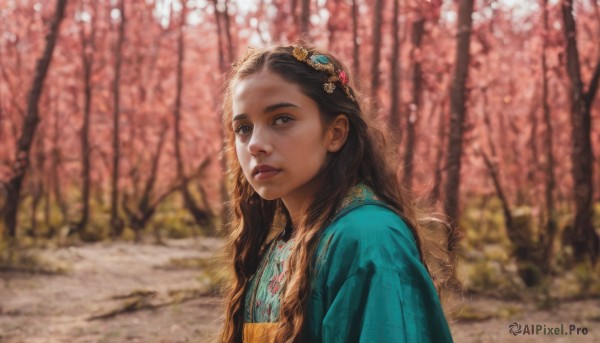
[242,323,277,343]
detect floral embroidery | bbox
[268,271,285,295]
[333,183,385,221]
[244,183,386,323]
[244,237,294,323]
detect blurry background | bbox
[0,0,599,342]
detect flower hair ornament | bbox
[291,46,357,102]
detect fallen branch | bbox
[111,289,157,300]
[87,287,210,321]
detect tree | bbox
[561,0,600,263]
[540,0,558,268]
[110,0,126,238]
[173,3,212,230]
[1,0,68,240]
[443,0,475,254]
[213,0,234,73]
[370,0,384,103]
[75,0,98,234]
[214,0,235,233]
[402,13,425,191]
[121,126,211,242]
[351,0,361,81]
[430,96,447,202]
[389,0,402,141]
[299,0,310,39]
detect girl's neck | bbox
[281,172,327,228]
[281,195,312,226]
[281,221,294,241]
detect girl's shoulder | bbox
[324,183,417,250]
[322,203,418,259]
[312,184,421,277]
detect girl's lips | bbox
[252,163,282,180]
[254,169,281,180]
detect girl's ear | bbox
[326,114,349,153]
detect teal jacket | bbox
[244,184,453,342]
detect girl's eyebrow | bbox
[264,102,300,113]
[232,102,300,122]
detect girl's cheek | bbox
[234,141,244,157]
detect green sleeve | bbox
[310,205,453,343]
[321,267,452,342]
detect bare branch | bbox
[585,58,600,108]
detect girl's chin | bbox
[251,186,282,201]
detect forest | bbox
[0,0,599,342]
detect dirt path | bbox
[0,238,224,343]
[450,296,600,342]
[1,238,598,342]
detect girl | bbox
[220,45,453,342]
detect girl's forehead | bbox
[234,71,295,92]
[232,72,306,108]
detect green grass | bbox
[2,188,217,245]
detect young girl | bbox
[220,45,453,342]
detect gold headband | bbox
[291,46,356,103]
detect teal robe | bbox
[243,184,453,342]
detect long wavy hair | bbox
[220,45,441,343]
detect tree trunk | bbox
[123,126,168,242]
[110,0,126,238]
[44,153,51,228]
[443,0,475,252]
[389,0,402,142]
[541,0,557,269]
[351,0,360,81]
[481,150,543,287]
[527,94,539,185]
[370,0,384,103]
[403,18,425,191]
[326,0,343,50]
[481,89,497,157]
[77,0,96,234]
[430,96,447,202]
[51,100,67,222]
[174,5,186,195]
[299,0,310,40]
[561,0,600,263]
[174,5,211,230]
[213,0,226,72]
[214,0,234,235]
[29,128,46,239]
[222,0,235,64]
[1,0,68,240]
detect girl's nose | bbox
[248,127,272,156]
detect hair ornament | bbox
[291,46,357,102]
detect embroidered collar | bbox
[268,183,391,246]
[330,183,392,223]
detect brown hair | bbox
[220,45,435,342]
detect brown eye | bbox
[273,116,294,126]
[234,124,252,135]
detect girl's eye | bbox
[273,116,294,125]
[233,124,252,135]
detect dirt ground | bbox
[0,238,598,343]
